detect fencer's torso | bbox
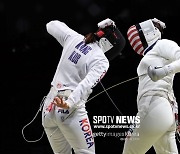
[137,39,180,102]
[46,20,109,106]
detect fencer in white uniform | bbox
[123,18,180,153]
[42,18,126,154]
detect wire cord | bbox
[22,96,46,142]
[100,81,123,115]
[22,74,145,142]
[63,75,144,122]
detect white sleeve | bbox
[168,58,180,74]
[46,20,79,47]
[159,39,180,74]
[66,58,109,108]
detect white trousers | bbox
[123,95,178,154]
[42,88,95,154]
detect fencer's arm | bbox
[46,20,79,46]
[148,59,180,82]
[148,39,180,82]
[66,58,109,108]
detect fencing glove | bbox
[97,18,116,28]
[147,65,173,82]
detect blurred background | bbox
[1,0,180,153]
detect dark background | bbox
[1,0,180,153]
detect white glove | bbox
[152,18,166,29]
[147,65,173,82]
[97,18,116,29]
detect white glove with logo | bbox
[98,18,116,28]
[147,65,173,82]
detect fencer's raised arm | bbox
[46,20,79,47]
[148,39,180,81]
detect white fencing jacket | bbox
[137,39,180,113]
[46,20,109,108]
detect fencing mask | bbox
[127,18,166,56]
[95,18,126,61]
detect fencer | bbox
[42,18,126,154]
[123,18,180,154]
